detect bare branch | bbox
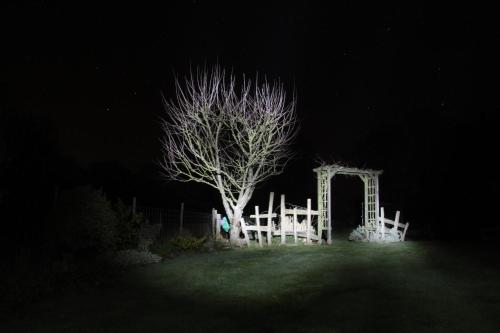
[159,66,297,230]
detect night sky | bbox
[2,2,499,234]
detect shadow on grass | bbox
[3,239,500,333]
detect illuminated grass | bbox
[4,237,500,333]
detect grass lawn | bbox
[3,234,500,332]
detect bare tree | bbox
[159,67,297,243]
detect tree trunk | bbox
[229,207,243,245]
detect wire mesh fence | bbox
[136,206,212,239]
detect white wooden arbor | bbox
[314,164,383,244]
[212,163,410,245]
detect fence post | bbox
[306,198,312,244]
[394,210,400,233]
[255,206,263,247]
[179,202,184,234]
[212,209,217,240]
[267,192,274,246]
[280,194,286,245]
[293,207,298,244]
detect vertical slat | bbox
[394,210,400,233]
[255,206,263,247]
[402,222,409,241]
[267,192,274,246]
[306,198,312,244]
[280,194,286,245]
[293,208,298,244]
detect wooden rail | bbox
[241,192,319,247]
[378,208,410,241]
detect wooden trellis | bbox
[313,164,383,243]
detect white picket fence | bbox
[375,207,410,241]
[240,192,319,247]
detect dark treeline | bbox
[0,108,216,263]
[1,102,498,264]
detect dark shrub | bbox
[114,199,145,250]
[54,185,118,257]
[170,234,206,251]
[137,222,162,251]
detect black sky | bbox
[2,2,499,226]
